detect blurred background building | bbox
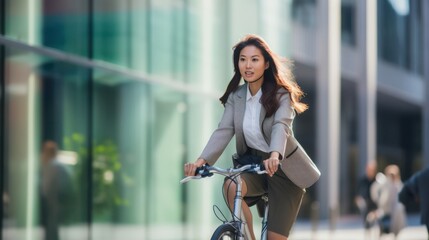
[0,0,428,239]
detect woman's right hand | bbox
[184,158,207,176]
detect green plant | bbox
[63,133,132,217]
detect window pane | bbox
[378,0,423,74]
[341,0,356,45]
[291,0,316,27]
[4,0,89,57]
[90,68,191,239]
[2,46,90,240]
[92,0,148,69]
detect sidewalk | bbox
[289,214,428,240]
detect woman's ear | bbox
[265,62,269,70]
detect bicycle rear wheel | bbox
[210,223,238,240]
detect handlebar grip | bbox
[195,164,213,177]
[194,166,205,176]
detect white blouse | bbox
[243,86,270,153]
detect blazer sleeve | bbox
[199,93,235,166]
[268,92,295,160]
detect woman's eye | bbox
[252,58,259,62]
[239,58,245,62]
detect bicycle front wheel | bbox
[210,223,238,240]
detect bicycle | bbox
[181,163,269,240]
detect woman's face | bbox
[238,45,268,82]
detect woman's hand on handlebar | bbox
[263,154,280,177]
[184,158,207,176]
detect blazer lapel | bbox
[233,84,248,154]
[259,103,266,127]
[236,85,247,126]
[259,101,270,144]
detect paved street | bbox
[3,214,426,240]
[290,225,427,240]
[289,214,428,240]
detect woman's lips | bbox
[244,71,254,78]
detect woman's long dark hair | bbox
[219,34,308,116]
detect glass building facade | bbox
[0,1,295,239]
[1,0,428,239]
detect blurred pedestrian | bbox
[369,164,406,238]
[355,161,378,230]
[40,140,73,240]
[399,167,429,237]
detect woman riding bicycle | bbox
[184,34,308,240]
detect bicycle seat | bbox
[244,194,268,218]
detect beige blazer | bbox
[200,83,295,166]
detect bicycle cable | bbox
[217,176,242,234]
[212,204,228,224]
[262,222,268,235]
[223,173,245,221]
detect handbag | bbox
[281,129,321,189]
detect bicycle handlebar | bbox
[180,164,267,184]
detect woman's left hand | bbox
[263,157,280,177]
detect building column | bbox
[423,0,429,167]
[356,0,377,175]
[316,0,341,223]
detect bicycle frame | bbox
[234,174,269,240]
[232,174,252,240]
[259,195,269,240]
[181,164,269,240]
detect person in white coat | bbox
[369,164,406,238]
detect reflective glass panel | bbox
[2,46,90,240]
[378,0,423,74]
[4,0,89,57]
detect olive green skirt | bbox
[241,148,305,237]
